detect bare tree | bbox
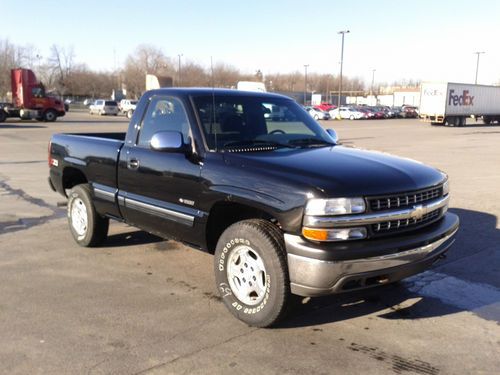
[0,39,38,99]
[180,61,209,87]
[122,44,174,97]
[47,44,75,94]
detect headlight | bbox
[442,179,449,196]
[305,197,366,216]
[302,227,367,242]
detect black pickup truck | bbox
[48,88,459,327]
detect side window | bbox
[137,96,190,147]
[32,87,44,98]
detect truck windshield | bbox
[192,95,333,151]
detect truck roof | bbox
[146,88,292,100]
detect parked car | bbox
[89,100,119,116]
[314,103,336,112]
[364,107,385,119]
[355,107,375,119]
[380,106,396,118]
[119,99,138,119]
[331,106,366,120]
[64,99,72,112]
[401,106,419,118]
[305,106,330,120]
[392,106,403,118]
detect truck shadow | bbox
[278,207,499,328]
[60,120,128,124]
[0,124,47,129]
[103,230,163,248]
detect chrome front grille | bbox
[372,208,441,234]
[368,186,442,211]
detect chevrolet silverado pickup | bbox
[48,88,459,327]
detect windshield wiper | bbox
[223,139,296,150]
[287,138,335,147]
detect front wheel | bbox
[44,109,57,122]
[214,219,290,327]
[67,184,109,247]
[126,109,134,119]
[349,115,355,120]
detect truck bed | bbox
[49,132,126,196]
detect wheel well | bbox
[62,167,88,193]
[205,202,278,253]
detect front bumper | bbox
[285,212,459,297]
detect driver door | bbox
[117,95,204,243]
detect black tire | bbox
[314,114,319,120]
[214,219,290,327]
[349,115,355,120]
[44,109,57,122]
[126,109,134,119]
[483,116,491,125]
[0,110,6,123]
[67,184,109,247]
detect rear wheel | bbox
[0,110,6,123]
[44,109,57,122]
[67,184,109,247]
[214,219,290,327]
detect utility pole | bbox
[474,51,485,84]
[177,53,183,86]
[337,30,350,107]
[371,69,376,95]
[304,64,309,105]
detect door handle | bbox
[127,158,140,170]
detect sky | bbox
[2,0,500,85]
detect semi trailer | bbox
[419,82,500,126]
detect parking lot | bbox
[1,111,499,374]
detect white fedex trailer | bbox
[419,82,500,126]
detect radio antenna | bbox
[211,56,218,151]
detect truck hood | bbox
[222,146,445,197]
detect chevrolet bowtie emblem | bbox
[411,204,425,220]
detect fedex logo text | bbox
[448,89,474,106]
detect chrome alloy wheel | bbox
[227,245,267,306]
[70,198,88,236]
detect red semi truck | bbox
[0,68,65,123]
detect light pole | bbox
[177,53,183,86]
[370,69,376,95]
[337,30,350,107]
[304,64,309,105]
[474,51,485,84]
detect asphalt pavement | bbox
[0,111,499,374]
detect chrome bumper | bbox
[286,215,459,297]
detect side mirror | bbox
[150,131,185,152]
[326,128,338,144]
